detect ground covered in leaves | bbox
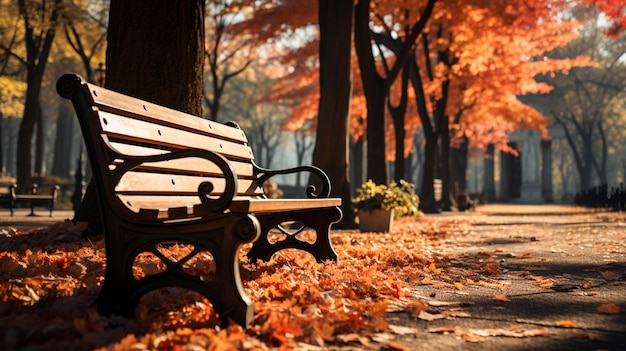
[1,207,625,350]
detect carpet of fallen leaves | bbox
[0,211,624,350]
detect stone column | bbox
[541,139,554,203]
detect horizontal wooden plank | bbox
[99,111,254,161]
[228,197,342,213]
[14,194,56,200]
[87,83,249,144]
[108,141,255,177]
[115,171,263,196]
[115,194,341,221]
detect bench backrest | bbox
[57,74,265,219]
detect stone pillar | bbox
[541,139,554,203]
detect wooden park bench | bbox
[1,183,60,217]
[56,73,342,326]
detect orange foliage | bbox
[229,0,609,157]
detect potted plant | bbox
[352,179,420,232]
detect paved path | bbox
[394,204,626,350]
[0,209,75,231]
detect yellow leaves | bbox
[597,304,620,314]
[0,77,26,117]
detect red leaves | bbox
[1,212,624,349]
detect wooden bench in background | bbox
[57,73,342,326]
[1,183,60,217]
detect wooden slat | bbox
[115,172,261,196]
[228,198,342,214]
[99,111,254,161]
[87,83,248,143]
[108,141,255,177]
[116,195,341,221]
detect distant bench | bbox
[0,183,60,217]
[56,73,342,326]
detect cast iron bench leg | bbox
[248,207,342,263]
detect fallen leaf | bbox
[462,332,483,342]
[469,328,548,338]
[427,326,460,334]
[495,294,510,302]
[417,310,442,321]
[600,271,621,280]
[597,303,620,314]
[387,341,411,350]
[388,325,419,335]
[555,320,577,328]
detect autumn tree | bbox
[60,0,108,83]
[228,0,357,227]
[203,0,252,122]
[389,0,591,211]
[524,11,626,192]
[355,0,436,186]
[314,0,355,227]
[49,0,107,179]
[0,0,63,188]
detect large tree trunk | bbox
[451,138,467,191]
[313,0,355,228]
[420,136,440,213]
[106,1,204,113]
[355,0,387,185]
[408,51,440,213]
[74,0,206,233]
[439,109,454,211]
[390,62,409,183]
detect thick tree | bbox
[313,0,355,228]
[3,0,62,189]
[74,0,205,231]
[354,0,436,185]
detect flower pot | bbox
[358,208,394,233]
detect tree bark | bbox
[313,0,355,228]
[354,0,387,185]
[74,0,206,233]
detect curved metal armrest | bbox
[110,147,237,212]
[254,163,332,198]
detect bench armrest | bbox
[254,163,332,199]
[110,146,238,212]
